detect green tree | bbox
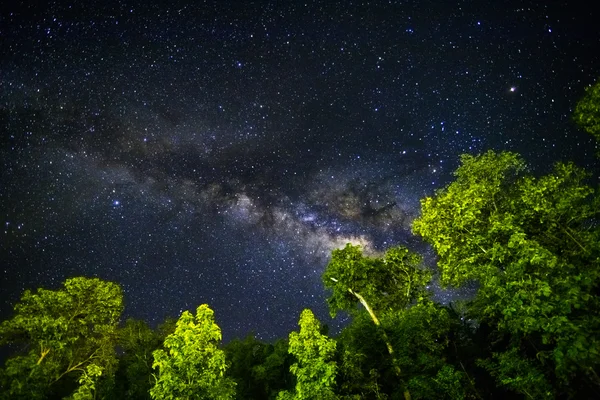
[323,245,428,317]
[224,334,268,399]
[111,319,164,400]
[0,277,123,400]
[574,79,600,141]
[323,244,430,400]
[250,338,295,399]
[150,304,235,400]
[277,309,337,400]
[224,334,294,400]
[386,301,469,400]
[335,311,393,399]
[476,348,552,400]
[335,302,471,400]
[69,363,104,400]
[413,150,600,397]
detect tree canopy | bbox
[574,79,600,141]
[277,309,337,400]
[323,244,429,317]
[413,150,600,397]
[0,277,123,400]
[150,304,236,400]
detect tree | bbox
[224,334,294,400]
[574,79,600,141]
[323,244,430,400]
[476,348,552,400]
[412,150,600,397]
[112,319,164,399]
[250,338,295,399]
[335,310,393,399]
[323,245,429,317]
[385,301,469,400]
[335,302,472,400]
[150,304,235,400]
[277,309,337,400]
[0,277,123,400]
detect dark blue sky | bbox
[1,0,598,341]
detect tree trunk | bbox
[347,288,411,400]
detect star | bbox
[0,0,597,343]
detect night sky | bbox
[1,0,599,342]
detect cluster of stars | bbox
[0,0,598,341]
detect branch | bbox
[348,288,381,327]
[52,348,101,384]
[562,226,587,253]
[37,343,50,365]
[461,228,488,254]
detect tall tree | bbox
[277,309,337,400]
[150,304,235,400]
[413,150,600,397]
[323,244,428,316]
[0,277,123,400]
[323,244,430,400]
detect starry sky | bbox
[1,0,599,341]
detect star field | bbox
[1,0,599,341]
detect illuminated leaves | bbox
[278,309,337,400]
[323,244,429,317]
[573,79,600,141]
[0,277,123,399]
[413,150,600,394]
[150,304,235,400]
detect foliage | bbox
[69,363,104,400]
[150,304,236,400]
[323,244,433,400]
[277,309,337,400]
[2,145,599,399]
[253,339,295,398]
[323,244,429,317]
[413,150,600,396]
[412,151,527,287]
[477,347,553,399]
[335,310,394,398]
[385,302,468,400]
[573,79,600,141]
[111,319,164,399]
[407,365,466,400]
[224,335,267,399]
[0,277,123,399]
[224,335,294,399]
[334,302,472,400]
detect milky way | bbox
[1,0,599,341]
